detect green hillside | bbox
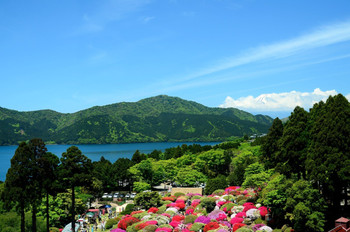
[0,95,273,145]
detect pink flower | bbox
[230,217,244,224]
[156,228,172,232]
[235,212,246,218]
[170,220,181,228]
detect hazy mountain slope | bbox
[0,95,273,145]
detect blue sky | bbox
[1,0,350,118]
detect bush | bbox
[143,224,158,232]
[236,228,254,232]
[106,218,120,229]
[135,192,161,209]
[184,214,198,224]
[120,204,135,215]
[174,192,185,197]
[190,222,205,231]
[157,205,167,214]
[205,175,227,195]
[200,197,216,213]
[133,181,151,193]
[49,228,60,232]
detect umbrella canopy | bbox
[86,212,95,217]
[62,222,80,232]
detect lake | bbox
[0,141,220,181]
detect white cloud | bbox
[219,88,348,111]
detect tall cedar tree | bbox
[278,106,309,178]
[261,117,284,169]
[39,152,59,232]
[306,94,350,210]
[27,138,49,232]
[4,142,32,232]
[59,146,93,232]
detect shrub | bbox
[120,204,135,215]
[132,212,148,219]
[190,222,205,231]
[143,224,158,232]
[49,228,60,232]
[184,214,198,224]
[134,181,151,193]
[212,189,225,196]
[106,218,120,229]
[236,228,254,232]
[191,195,201,200]
[157,205,167,214]
[200,197,216,213]
[135,192,161,209]
[174,192,185,197]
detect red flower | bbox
[162,196,175,201]
[131,210,144,215]
[172,215,185,221]
[203,222,220,232]
[232,223,246,231]
[117,216,140,230]
[258,206,268,217]
[148,207,159,213]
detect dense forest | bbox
[0,95,272,145]
[0,94,349,232]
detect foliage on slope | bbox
[0,95,272,145]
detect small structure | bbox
[329,217,350,232]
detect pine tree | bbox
[59,146,93,232]
[306,94,350,209]
[261,117,284,169]
[278,106,309,178]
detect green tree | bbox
[284,180,326,231]
[131,150,146,164]
[278,106,309,178]
[133,182,151,193]
[3,142,32,232]
[93,156,114,192]
[59,146,92,232]
[113,158,133,189]
[227,149,258,186]
[261,118,283,169]
[175,167,207,186]
[38,151,59,232]
[306,94,350,209]
[27,138,49,232]
[134,191,161,210]
[205,175,227,195]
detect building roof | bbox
[336,217,350,223]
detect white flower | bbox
[259,226,273,232]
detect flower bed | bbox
[111,186,287,232]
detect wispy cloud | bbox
[142,16,155,24]
[160,19,350,91]
[78,0,152,34]
[188,20,350,81]
[219,88,350,112]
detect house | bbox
[329,217,350,232]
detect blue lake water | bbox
[0,141,219,181]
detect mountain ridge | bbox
[0,95,273,145]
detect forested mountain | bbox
[0,95,273,145]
